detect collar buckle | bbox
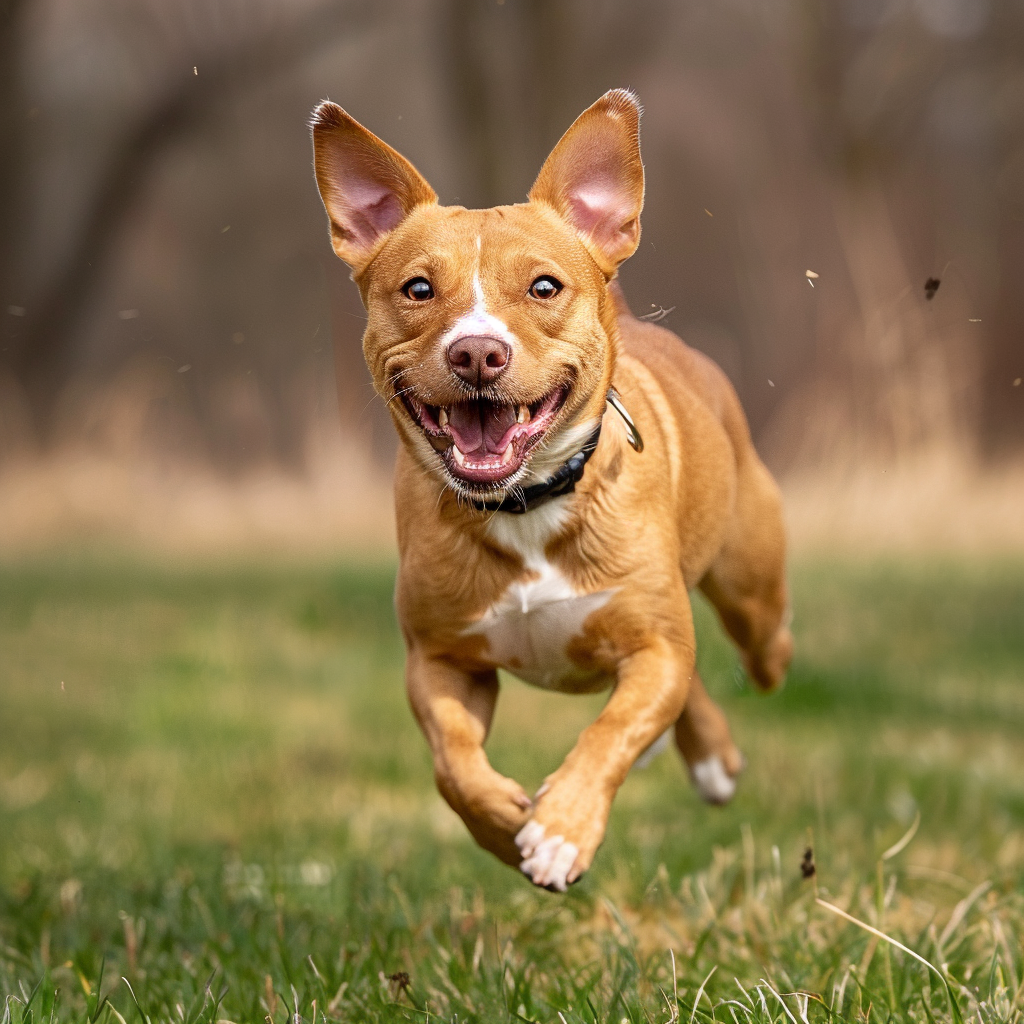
[606,387,644,452]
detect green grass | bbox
[1,554,1022,1023]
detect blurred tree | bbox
[0,0,29,318]
[784,0,1024,466]
[0,0,1020,475]
[0,0,373,442]
[436,0,674,207]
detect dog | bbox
[311,89,793,891]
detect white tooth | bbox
[438,408,449,428]
[517,405,529,424]
[452,445,466,467]
[500,442,515,465]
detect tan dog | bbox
[311,89,792,891]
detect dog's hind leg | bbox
[674,671,744,804]
[699,456,793,692]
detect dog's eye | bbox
[402,277,434,301]
[529,276,562,300]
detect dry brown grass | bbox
[784,450,1024,555]
[0,438,395,557]
[2,442,1022,557]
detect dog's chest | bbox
[468,563,613,690]
[467,509,614,691]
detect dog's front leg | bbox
[516,636,692,890]
[405,646,532,865]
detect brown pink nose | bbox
[447,335,510,386]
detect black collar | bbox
[469,420,604,515]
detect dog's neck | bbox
[415,393,638,578]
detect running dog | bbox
[311,89,792,891]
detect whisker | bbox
[359,390,384,415]
[433,470,459,513]
[385,385,418,410]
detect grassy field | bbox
[1,554,1022,1023]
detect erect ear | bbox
[528,89,645,275]
[311,101,437,270]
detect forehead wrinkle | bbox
[478,213,588,283]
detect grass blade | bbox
[689,966,717,1024]
[758,980,797,1024]
[816,898,963,1024]
[880,812,920,862]
[121,977,151,1024]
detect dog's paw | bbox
[745,625,793,692]
[514,779,611,890]
[445,768,534,866]
[458,767,532,823]
[477,772,533,817]
[515,821,579,892]
[688,753,742,805]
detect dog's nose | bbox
[447,335,510,386]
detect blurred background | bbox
[3,7,1024,1016]
[1,0,1022,554]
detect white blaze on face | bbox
[438,239,517,351]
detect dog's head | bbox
[311,90,644,500]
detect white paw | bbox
[515,820,579,892]
[689,754,737,805]
[632,728,672,770]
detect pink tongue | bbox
[447,401,515,454]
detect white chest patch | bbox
[468,561,613,690]
[468,503,615,691]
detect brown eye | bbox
[403,277,434,301]
[529,276,562,300]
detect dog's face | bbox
[312,90,644,498]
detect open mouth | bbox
[403,386,569,487]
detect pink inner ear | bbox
[334,177,405,249]
[322,144,408,251]
[566,178,636,246]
